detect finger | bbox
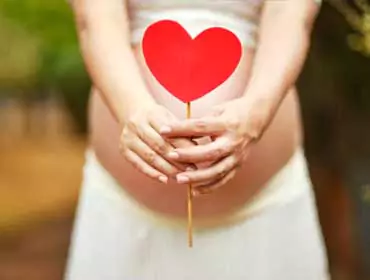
[160,117,229,137]
[169,137,198,149]
[168,136,236,163]
[122,149,168,184]
[130,138,181,178]
[192,169,237,196]
[150,116,198,170]
[147,108,200,150]
[168,137,199,170]
[191,136,212,145]
[176,154,239,185]
[140,124,173,156]
[144,125,198,171]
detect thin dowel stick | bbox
[186,102,193,248]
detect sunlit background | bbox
[0,1,369,279]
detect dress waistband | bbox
[129,8,259,47]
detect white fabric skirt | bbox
[65,148,330,280]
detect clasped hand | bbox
[160,98,265,195]
[120,97,267,196]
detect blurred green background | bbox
[0,0,369,279]
[0,0,90,134]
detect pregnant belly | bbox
[89,45,301,218]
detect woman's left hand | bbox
[160,96,271,195]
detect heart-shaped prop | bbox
[142,20,242,103]
[142,20,242,247]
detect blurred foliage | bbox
[328,0,370,56]
[302,1,370,113]
[0,0,81,86]
[0,16,40,89]
[0,0,90,132]
[298,1,370,170]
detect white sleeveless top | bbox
[128,0,264,47]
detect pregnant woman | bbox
[65,0,329,279]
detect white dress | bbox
[65,1,329,279]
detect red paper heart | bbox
[142,20,242,103]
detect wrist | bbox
[119,93,156,126]
[242,78,287,113]
[239,89,281,140]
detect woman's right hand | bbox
[119,101,196,184]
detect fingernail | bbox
[158,175,168,184]
[160,126,171,133]
[177,175,189,184]
[168,151,179,159]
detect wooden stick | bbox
[186,102,193,248]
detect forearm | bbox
[243,0,320,117]
[71,0,155,124]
